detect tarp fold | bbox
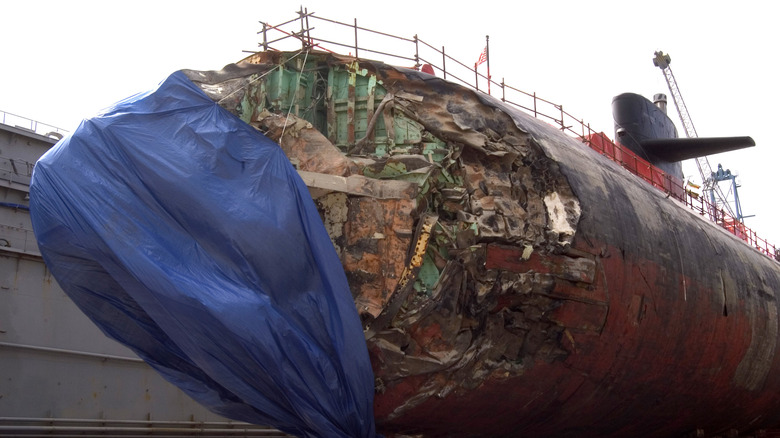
[30,71,377,438]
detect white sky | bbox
[2,0,778,246]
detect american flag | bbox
[476,46,487,66]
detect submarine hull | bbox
[375,115,780,436]
[212,52,780,437]
[29,47,780,438]
[236,52,780,437]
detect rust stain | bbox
[189,48,780,438]
[235,51,583,413]
[201,51,599,434]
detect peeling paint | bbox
[544,191,579,245]
[180,48,780,438]
[316,192,348,254]
[186,51,595,434]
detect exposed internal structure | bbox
[186,51,592,424]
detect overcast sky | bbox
[3,0,778,246]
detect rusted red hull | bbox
[377,244,780,436]
[194,51,780,437]
[372,107,780,437]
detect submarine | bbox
[28,12,780,438]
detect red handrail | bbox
[583,133,777,259]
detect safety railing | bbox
[0,109,67,139]
[253,9,597,141]
[252,8,778,262]
[586,133,777,259]
[586,133,685,198]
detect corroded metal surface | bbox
[187,51,780,438]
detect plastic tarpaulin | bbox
[29,71,377,438]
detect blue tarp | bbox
[29,71,377,438]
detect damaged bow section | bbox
[184,50,594,429]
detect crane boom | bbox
[653,52,698,138]
[653,51,736,219]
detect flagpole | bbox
[486,35,491,95]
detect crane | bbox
[652,50,739,221]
